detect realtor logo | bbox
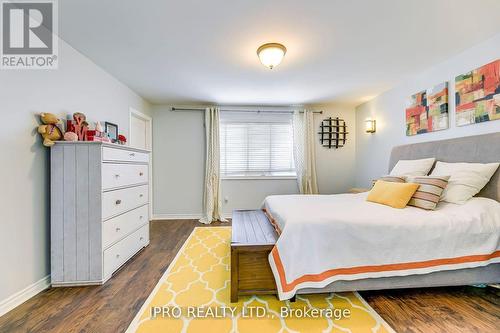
[1,0,58,69]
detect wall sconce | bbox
[365,119,376,133]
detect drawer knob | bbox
[140,237,144,241]
[139,172,144,176]
[116,254,120,259]
[130,153,135,156]
[139,215,143,219]
[115,199,122,205]
[114,174,120,178]
[116,227,121,232]
[139,194,143,198]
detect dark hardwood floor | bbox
[361,287,500,333]
[0,220,499,333]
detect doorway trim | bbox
[129,107,153,218]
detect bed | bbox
[263,132,500,300]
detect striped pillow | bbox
[406,176,450,210]
[371,175,405,188]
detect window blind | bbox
[220,111,296,177]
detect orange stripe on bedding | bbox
[262,208,282,235]
[271,247,500,293]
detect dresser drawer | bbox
[103,224,149,279]
[102,204,148,249]
[102,163,148,190]
[102,185,148,220]
[102,147,149,163]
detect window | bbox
[220,111,296,178]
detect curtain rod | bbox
[171,107,322,114]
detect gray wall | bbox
[0,37,151,304]
[152,103,356,218]
[355,32,500,188]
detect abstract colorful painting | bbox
[405,82,449,136]
[455,59,500,126]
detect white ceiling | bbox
[59,0,500,106]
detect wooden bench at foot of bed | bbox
[231,210,278,302]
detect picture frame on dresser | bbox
[104,122,119,142]
[50,142,151,286]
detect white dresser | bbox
[50,142,150,286]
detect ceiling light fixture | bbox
[257,43,287,69]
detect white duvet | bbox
[264,193,500,300]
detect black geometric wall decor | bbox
[318,117,348,149]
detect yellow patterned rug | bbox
[127,227,394,333]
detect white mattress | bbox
[264,193,500,299]
[264,192,500,233]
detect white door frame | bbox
[129,107,153,219]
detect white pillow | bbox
[430,161,499,204]
[389,158,435,176]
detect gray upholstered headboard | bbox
[389,132,500,202]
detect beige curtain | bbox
[293,110,319,194]
[199,107,226,224]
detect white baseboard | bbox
[152,213,232,221]
[152,213,203,220]
[0,275,51,317]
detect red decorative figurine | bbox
[118,134,127,145]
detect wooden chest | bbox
[230,210,278,302]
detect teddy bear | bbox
[37,112,63,147]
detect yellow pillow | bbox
[367,180,420,209]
